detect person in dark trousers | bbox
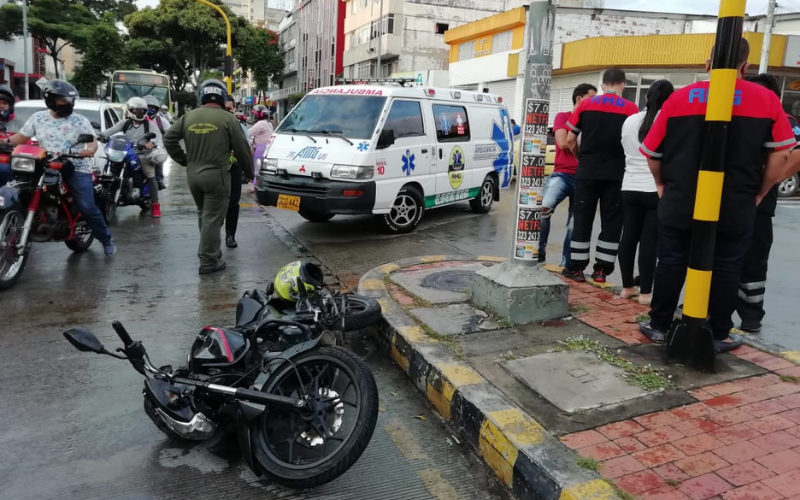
[564,69,639,283]
[736,74,800,333]
[619,80,675,305]
[639,39,795,352]
[224,96,251,249]
[163,79,253,275]
[540,83,597,266]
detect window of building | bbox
[459,42,473,62]
[357,60,375,78]
[286,48,295,64]
[492,31,512,53]
[384,100,425,137]
[433,104,470,142]
[435,23,449,35]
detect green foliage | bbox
[70,14,126,97]
[200,69,224,82]
[0,3,23,41]
[124,0,251,90]
[576,456,599,471]
[80,0,137,22]
[288,92,305,105]
[236,28,284,93]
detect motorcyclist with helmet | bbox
[8,80,116,255]
[0,84,17,185]
[224,96,251,249]
[145,95,171,190]
[163,79,253,275]
[99,96,168,218]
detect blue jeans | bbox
[0,163,11,186]
[66,172,112,243]
[539,172,575,266]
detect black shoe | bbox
[562,267,586,282]
[740,320,762,333]
[538,252,546,264]
[591,269,607,283]
[157,181,166,191]
[715,333,744,353]
[199,260,227,275]
[639,321,666,343]
[226,233,238,248]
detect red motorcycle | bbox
[0,133,97,290]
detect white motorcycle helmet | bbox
[126,97,148,122]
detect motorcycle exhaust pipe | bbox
[30,224,53,243]
[154,409,217,440]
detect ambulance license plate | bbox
[277,194,301,211]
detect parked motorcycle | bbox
[0,133,98,290]
[63,270,380,489]
[97,132,157,222]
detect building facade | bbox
[270,0,345,119]
[445,6,800,124]
[0,36,63,99]
[341,0,528,80]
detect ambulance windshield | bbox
[279,94,387,140]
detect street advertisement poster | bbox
[514,98,548,261]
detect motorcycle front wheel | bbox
[0,208,30,290]
[103,189,117,224]
[335,294,382,332]
[253,346,379,489]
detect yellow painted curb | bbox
[399,325,435,344]
[380,263,401,274]
[478,256,506,262]
[559,480,621,500]
[419,255,447,263]
[361,279,386,291]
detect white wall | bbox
[449,50,518,87]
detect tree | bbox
[124,0,252,91]
[237,27,284,95]
[79,0,136,22]
[70,14,126,97]
[0,0,97,79]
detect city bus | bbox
[109,70,173,113]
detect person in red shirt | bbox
[639,39,795,352]
[563,70,639,282]
[539,83,597,266]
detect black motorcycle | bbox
[64,299,379,488]
[96,132,157,223]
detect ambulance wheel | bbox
[380,185,424,234]
[470,175,495,214]
[299,209,335,223]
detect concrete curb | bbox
[359,255,623,500]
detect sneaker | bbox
[562,267,586,282]
[715,333,744,353]
[157,181,166,191]
[103,238,116,256]
[199,260,227,275]
[152,203,161,218]
[591,269,607,283]
[639,321,666,343]
[739,320,762,333]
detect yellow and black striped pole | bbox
[668,0,746,371]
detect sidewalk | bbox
[358,256,800,500]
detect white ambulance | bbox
[255,82,515,233]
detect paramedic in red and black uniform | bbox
[563,69,639,283]
[639,39,795,351]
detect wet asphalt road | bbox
[264,187,800,351]
[0,166,512,500]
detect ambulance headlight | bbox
[262,158,278,175]
[331,165,374,180]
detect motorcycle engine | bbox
[31,206,60,242]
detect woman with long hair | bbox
[619,79,675,305]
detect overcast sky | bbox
[133,0,791,16]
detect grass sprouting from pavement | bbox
[570,304,591,315]
[556,336,675,392]
[602,480,638,500]
[634,313,650,323]
[576,456,599,471]
[780,374,799,383]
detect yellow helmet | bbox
[273,261,324,302]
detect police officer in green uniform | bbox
[163,79,253,274]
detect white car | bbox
[6,99,126,172]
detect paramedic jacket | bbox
[640,80,796,233]
[567,93,639,181]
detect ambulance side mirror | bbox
[377,128,395,150]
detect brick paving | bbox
[559,275,800,500]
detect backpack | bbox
[122,118,150,135]
[152,116,166,135]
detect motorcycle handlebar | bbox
[112,321,134,346]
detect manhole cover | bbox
[421,270,476,292]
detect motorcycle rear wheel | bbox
[0,209,31,291]
[64,222,94,253]
[253,346,378,489]
[336,294,382,332]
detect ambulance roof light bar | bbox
[336,77,414,87]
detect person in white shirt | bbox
[619,79,674,305]
[145,95,171,190]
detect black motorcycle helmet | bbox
[0,84,15,122]
[199,79,227,107]
[42,80,79,118]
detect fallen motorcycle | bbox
[64,282,380,488]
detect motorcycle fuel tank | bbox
[188,326,249,373]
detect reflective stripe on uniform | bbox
[738,290,765,303]
[596,252,616,263]
[571,241,591,249]
[597,240,620,251]
[571,252,590,260]
[740,281,767,290]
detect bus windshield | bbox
[112,84,169,106]
[278,95,387,140]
